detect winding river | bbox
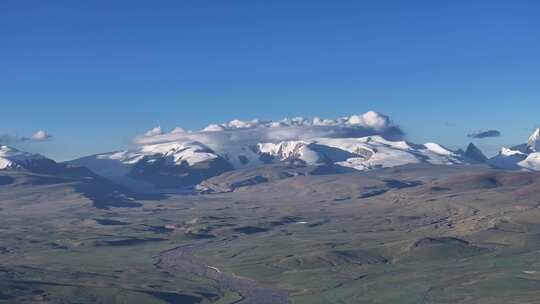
[156,244,289,304]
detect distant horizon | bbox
[2,1,539,160]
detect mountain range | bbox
[66,136,481,191]
[3,128,540,192]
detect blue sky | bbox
[1,0,539,160]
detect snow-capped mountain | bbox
[0,145,50,170]
[0,145,107,178]
[69,141,233,189]
[68,136,473,190]
[489,129,540,171]
[258,136,466,170]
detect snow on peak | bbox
[528,128,540,152]
[0,145,14,154]
[423,143,456,156]
[97,141,218,167]
[0,146,43,159]
[0,146,47,170]
[255,136,465,171]
[257,141,321,164]
[142,141,218,166]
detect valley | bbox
[3,163,540,303]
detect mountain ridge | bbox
[18,128,540,193]
[67,135,478,190]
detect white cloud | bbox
[347,111,390,130]
[31,130,52,141]
[134,111,404,151]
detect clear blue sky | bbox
[1,0,539,160]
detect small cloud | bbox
[0,130,53,144]
[467,130,501,139]
[31,130,53,141]
[144,126,164,137]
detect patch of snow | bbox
[423,143,454,156]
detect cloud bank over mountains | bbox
[0,130,53,144]
[134,111,405,149]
